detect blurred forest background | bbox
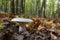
[0,0,60,18]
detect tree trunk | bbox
[5,0,7,13]
[16,0,18,15]
[43,0,46,18]
[36,0,40,17]
[38,0,44,17]
[38,0,46,18]
[11,0,15,14]
[20,0,25,14]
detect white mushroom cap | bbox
[11,18,33,23]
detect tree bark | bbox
[43,0,46,18]
[38,0,46,18]
[11,0,15,14]
[20,0,25,14]
[5,0,7,12]
[16,0,18,15]
[36,0,40,17]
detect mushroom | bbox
[11,18,33,32]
